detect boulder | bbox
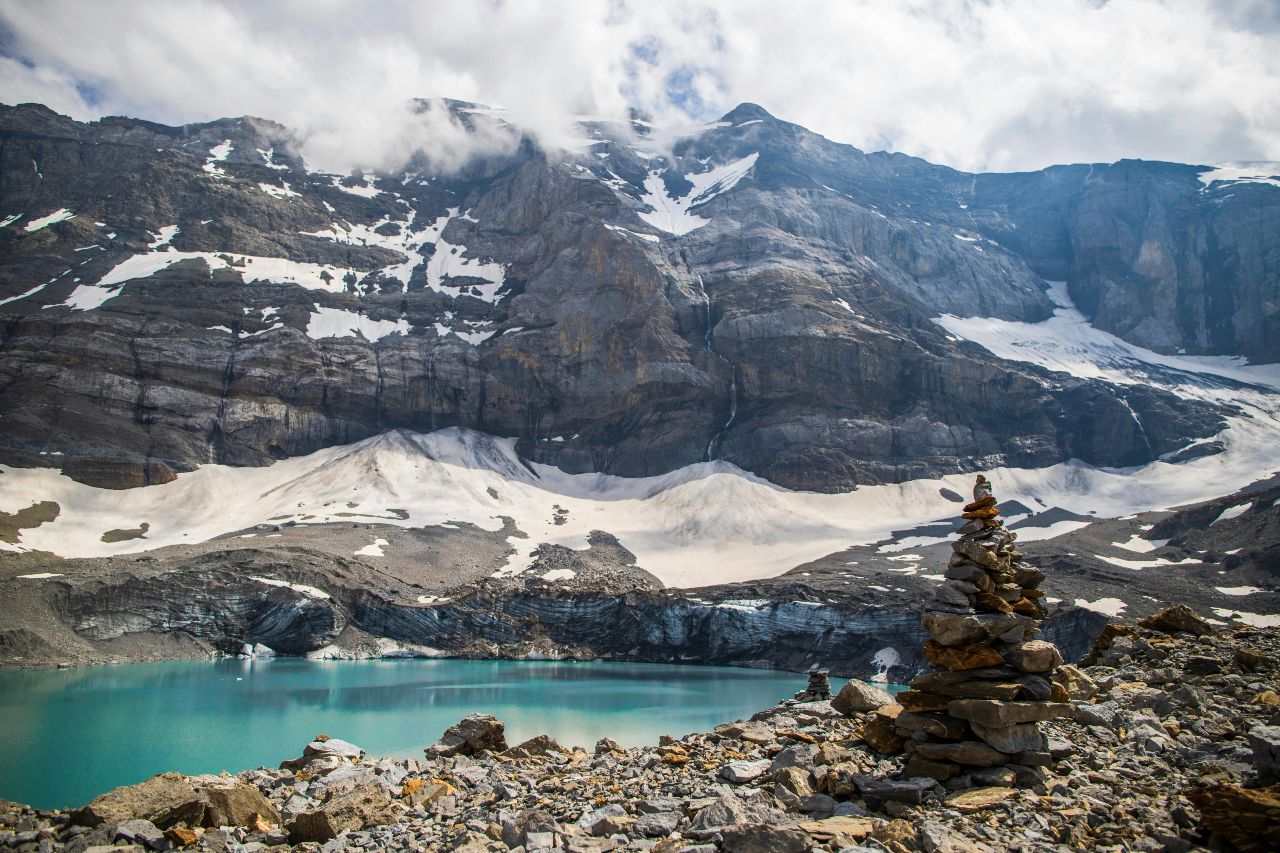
[831,680,894,715]
[1138,603,1214,636]
[1186,783,1280,853]
[193,776,281,828]
[998,640,1063,673]
[426,713,507,757]
[687,793,786,839]
[303,738,365,760]
[1248,725,1280,784]
[112,819,167,851]
[287,782,396,843]
[70,773,207,829]
[503,734,566,759]
[633,811,680,837]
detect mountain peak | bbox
[719,103,774,124]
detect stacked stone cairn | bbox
[893,474,1070,787]
[792,669,832,702]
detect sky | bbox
[1,0,1278,175]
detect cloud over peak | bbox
[1,0,1277,174]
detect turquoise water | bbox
[0,658,885,810]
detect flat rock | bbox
[854,775,939,804]
[1247,725,1280,784]
[1138,603,1214,636]
[1186,783,1280,853]
[946,786,1017,813]
[947,699,1071,727]
[913,740,1009,767]
[720,759,772,784]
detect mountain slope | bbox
[2,101,1269,491]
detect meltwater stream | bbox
[0,658,890,810]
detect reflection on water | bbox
[0,658,897,810]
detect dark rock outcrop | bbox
[0,100,1245,491]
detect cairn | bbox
[793,669,832,702]
[893,474,1069,787]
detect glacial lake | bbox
[0,658,894,809]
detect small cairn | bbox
[793,669,832,702]
[892,475,1070,787]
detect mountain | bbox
[1,100,1274,493]
[0,99,1277,672]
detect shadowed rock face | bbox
[0,101,1255,490]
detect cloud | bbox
[0,0,1277,173]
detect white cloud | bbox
[0,0,1277,173]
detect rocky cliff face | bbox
[0,100,1258,491]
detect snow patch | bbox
[203,141,232,177]
[354,538,388,557]
[249,576,331,600]
[23,209,74,232]
[1212,608,1280,627]
[306,305,411,343]
[869,647,901,683]
[1198,162,1280,190]
[637,153,759,236]
[1215,586,1262,596]
[1212,503,1251,525]
[148,225,179,249]
[1074,597,1127,617]
[540,568,577,582]
[15,572,63,579]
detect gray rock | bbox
[632,811,679,837]
[426,713,507,757]
[720,759,773,784]
[1247,725,1280,784]
[853,775,940,804]
[112,819,166,850]
[969,720,1047,754]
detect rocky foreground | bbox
[2,606,1279,852]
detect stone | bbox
[1051,664,1097,700]
[401,780,451,808]
[1138,604,1214,636]
[195,776,281,828]
[164,827,199,847]
[946,699,1071,727]
[70,773,207,829]
[859,714,906,754]
[998,640,1064,673]
[968,720,1047,754]
[796,815,875,846]
[720,824,807,853]
[719,759,772,784]
[893,711,969,740]
[897,690,953,712]
[831,680,894,715]
[974,591,1013,614]
[1248,726,1280,784]
[632,811,679,837]
[503,734,566,759]
[112,819,167,850]
[1183,655,1222,675]
[687,794,786,838]
[426,713,507,757]
[287,782,396,843]
[922,611,1028,647]
[903,754,962,781]
[913,741,1009,767]
[1185,783,1280,853]
[303,738,365,760]
[594,737,623,754]
[946,786,1016,813]
[923,640,1005,671]
[853,775,940,804]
